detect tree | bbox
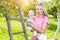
[0,0,38,17]
[44,0,58,19]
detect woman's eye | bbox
[39,9,42,10]
[36,9,39,10]
[36,9,42,10]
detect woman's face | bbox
[36,6,43,16]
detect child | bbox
[27,10,38,40]
[27,10,34,31]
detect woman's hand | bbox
[31,29,34,32]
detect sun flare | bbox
[24,0,29,5]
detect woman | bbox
[27,3,50,40]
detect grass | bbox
[0,15,60,40]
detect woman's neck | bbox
[37,15,43,18]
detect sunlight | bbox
[24,0,29,5]
[38,0,43,3]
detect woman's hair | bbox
[36,3,48,17]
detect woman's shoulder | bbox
[43,16,50,25]
[43,16,48,19]
[33,16,36,19]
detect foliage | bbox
[0,0,60,19]
[0,0,38,17]
[44,0,60,19]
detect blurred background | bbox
[0,0,60,40]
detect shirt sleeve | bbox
[43,16,50,26]
[27,18,31,22]
[27,18,34,23]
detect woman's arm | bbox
[42,24,47,32]
[27,22,43,34]
[42,23,49,32]
[42,17,50,32]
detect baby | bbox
[27,10,37,36]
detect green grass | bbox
[0,15,60,40]
[0,17,32,40]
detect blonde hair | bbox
[28,10,34,17]
[29,10,34,14]
[36,3,48,17]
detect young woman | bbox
[27,3,50,40]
